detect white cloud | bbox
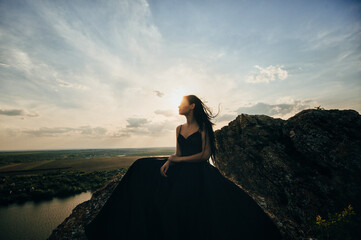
[0,62,10,68]
[154,109,173,117]
[275,96,296,105]
[126,118,150,128]
[56,79,88,90]
[5,48,88,92]
[246,65,289,83]
[110,119,175,138]
[236,98,318,120]
[214,113,237,122]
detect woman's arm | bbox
[166,125,182,166]
[175,125,182,157]
[169,128,211,163]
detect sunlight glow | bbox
[170,87,188,111]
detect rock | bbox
[213,108,361,239]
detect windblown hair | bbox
[184,95,220,163]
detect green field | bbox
[0,147,175,166]
[0,156,142,175]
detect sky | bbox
[0,0,360,151]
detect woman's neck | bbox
[185,115,197,126]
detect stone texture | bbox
[213,108,361,239]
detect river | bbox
[0,191,92,240]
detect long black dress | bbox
[84,126,283,240]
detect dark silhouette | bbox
[84,95,282,240]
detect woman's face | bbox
[178,97,194,115]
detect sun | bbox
[169,87,188,111]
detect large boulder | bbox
[213,108,361,239]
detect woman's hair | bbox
[184,95,221,163]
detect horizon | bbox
[1,107,359,151]
[1,0,360,151]
[0,146,175,152]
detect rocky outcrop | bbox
[48,108,361,240]
[213,108,361,239]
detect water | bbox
[0,191,92,240]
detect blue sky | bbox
[0,0,360,150]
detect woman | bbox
[84,95,283,240]
[160,94,216,175]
